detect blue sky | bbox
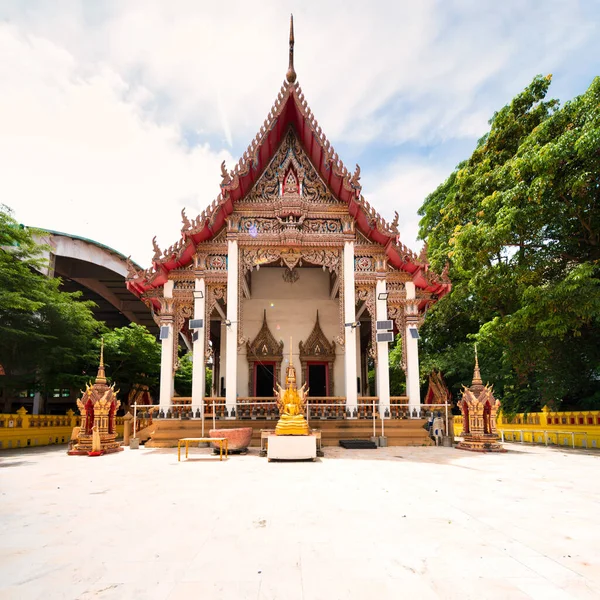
[1,0,599,265]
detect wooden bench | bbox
[177,437,228,461]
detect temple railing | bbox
[159,397,446,422]
[138,398,452,442]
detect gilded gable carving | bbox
[299,311,336,396]
[243,128,338,207]
[299,312,336,359]
[247,310,284,360]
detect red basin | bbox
[209,427,253,451]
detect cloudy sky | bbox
[1,0,599,266]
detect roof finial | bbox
[472,343,482,386]
[96,338,107,384]
[286,14,296,84]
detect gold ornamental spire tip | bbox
[472,343,482,386]
[96,337,107,384]
[286,14,297,84]
[289,336,293,365]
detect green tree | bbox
[388,335,406,396]
[0,205,103,397]
[174,352,193,397]
[101,323,161,399]
[418,75,600,412]
[174,354,214,398]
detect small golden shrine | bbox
[457,347,505,452]
[69,340,123,455]
[274,338,310,435]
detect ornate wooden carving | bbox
[299,311,336,396]
[246,310,284,394]
[205,285,226,359]
[356,285,377,360]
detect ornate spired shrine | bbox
[126,17,450,426]
[69,341,122,455]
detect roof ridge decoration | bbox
[286,14,296,84]
[127,16,451,304]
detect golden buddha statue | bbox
[274,339,310,436]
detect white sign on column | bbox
[344,241,358,415]
[159,280,175,412]
[376,278,391,418]
[225,239,238,418]
[191,278,206,418]
[405,281,421,415]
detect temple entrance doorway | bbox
[307,363,327,397]
[255,362,276,397]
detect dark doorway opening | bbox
[255,363,275,397]
[308,364,327,397]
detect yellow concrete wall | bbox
[453,409,600,449]
[0,408,124,450]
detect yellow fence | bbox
[453,408,600,449]
[0,407,124,450]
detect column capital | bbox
[158,314,174,327]
[193,252,207,271]
[159,296,175,316]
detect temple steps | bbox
[134,424,156,443]
[144,418,433,448]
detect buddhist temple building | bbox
[126,16,451,420]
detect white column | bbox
[225,239,238,417]
[376,278,391,418]
[33,392,43,415]
[405,281,421,415]
[191,278,206,417]
[355,327,362,396]
[219,327,227,395]
[343,241,358,414]
[159,280,175,412]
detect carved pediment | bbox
[299,311,336,359]
[243,128,338,210]
[246,310,284,360]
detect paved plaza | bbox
[1,443,599,600]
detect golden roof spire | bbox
[96,337,107,384]
[289,335,293,365]
[472,343,482,386]
[286,14,297,83]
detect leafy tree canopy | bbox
[100,323,161,399]
[0,205,103,393]
[418,75,600,412]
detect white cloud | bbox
[0,1,597,265]
[0,24,232,266]
[364,161,450,253]
[3,0,594,150]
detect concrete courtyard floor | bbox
[1,443,599,600]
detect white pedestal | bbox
[267,435,317,461]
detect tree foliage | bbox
[174,352,193,397]
[101,324,161,399]
[0,205,103,394]
[418,75,600,412]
